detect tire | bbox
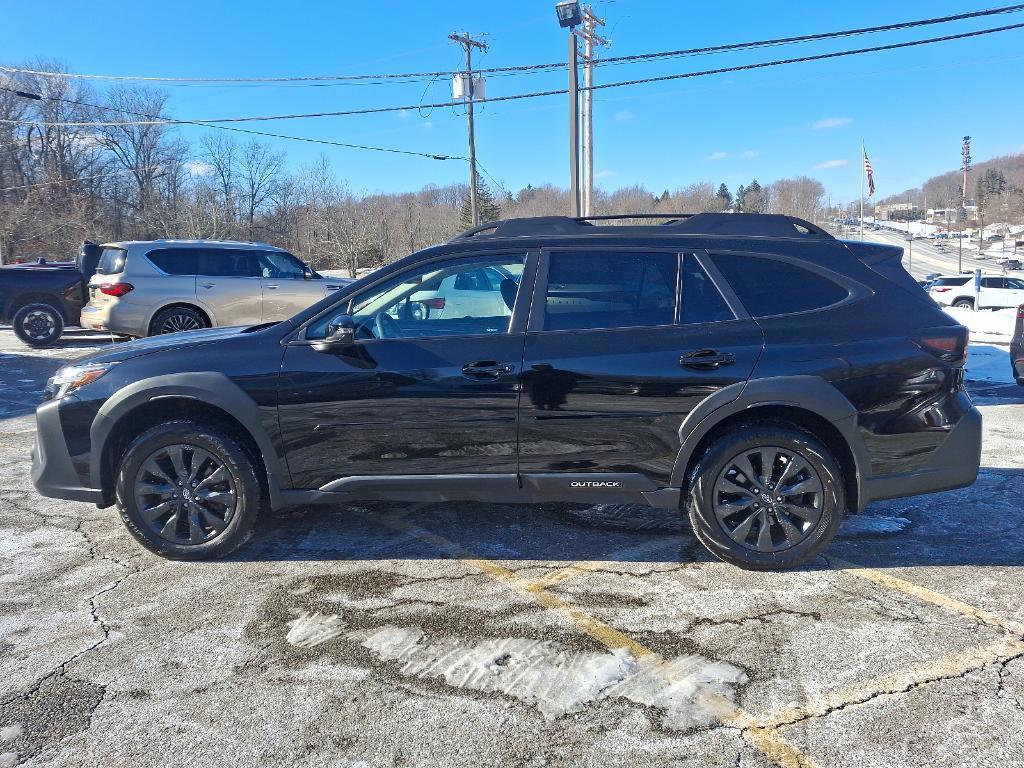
[685,424,845,571]
[115,420,264,560]
[150,306,209,336]
[952,298,974,309]
[12,302,64,347]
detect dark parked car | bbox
[31,213,981,570]
[0,242,101,346]
[1012,305,1024,386]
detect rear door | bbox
[196,249,263,326]
[1003,277,1024,307]
[517,248,763,492]
[257,250,329,319]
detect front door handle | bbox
[462,361,516,379]
[200,282,215,289]
[264,284,279,289]
[680,349,736,370]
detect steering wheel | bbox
[374,311,402,339]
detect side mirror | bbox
[311,314,356,353]
[302,265,315,280]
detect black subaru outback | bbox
[31,213,981,570]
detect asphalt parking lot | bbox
[1,330,1023,768]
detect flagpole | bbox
[859,141,865,241]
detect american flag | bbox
[863,149,875,197]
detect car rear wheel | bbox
[686,424,845,570]
[151,306,209,335]
[952,298,974,309]
[115,421,264,559]
[12,302,64,347]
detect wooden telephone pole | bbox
[450,32,488,226]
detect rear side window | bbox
[543,251,677,331]
[710,253,848,317]
[681,255,734,324]
[933,277,971,287]
[147,248,198,276]
[96,247,127,275]
[198,249,259,277]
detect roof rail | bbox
[448,212,833,242]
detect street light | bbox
[555,1,582,215]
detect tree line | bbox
[2,62,828,274]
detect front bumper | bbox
[863,404,982,503]
[31,398,104,504]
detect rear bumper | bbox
[862,405,982,504]
[31,398,104,504]
[81,300,146,336]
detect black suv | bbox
[31,213,981,570]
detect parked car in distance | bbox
[80,240,348,337]
[403,263,523,320]
[999,258,1022,271]
[1012,305,1024,386]
[0,241,102,346]
[32,213,981,571]
[928,274,1024,309]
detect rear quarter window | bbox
[933,277,971,287]
[147,248,199,276]
[710,252,849,317]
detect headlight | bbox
[44,362,115,400]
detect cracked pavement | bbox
[1,331,1023,767]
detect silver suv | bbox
[80,240,348,337]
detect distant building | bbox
[874,202,919,220]
[926,206,977,226]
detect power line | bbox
[0,87,467,162]
[2,4,1022,85]
[5,20,1022,126]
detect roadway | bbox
[847,227,1018,281]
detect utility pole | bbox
[450,32,488,226]
[568,29,581,217]
[579,7,607,217]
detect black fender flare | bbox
[88,372,288,507]
[668,375,871,510]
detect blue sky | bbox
[5,1,1024,203]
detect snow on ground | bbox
[940,306,1018,384]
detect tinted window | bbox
[933,277,971,287]
[307,255,526,340]
[710,253,848,317]
[258,250,305,279]
[96,247,127,275]
[1006,278,1024,290]
[147,249,198,276]
[681,255,734,324]
[543,251,677,331]
[198,249,259,277]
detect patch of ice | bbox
[0,724,20,742]
[357,626,745,728]
[840,515,912,537]
[564,504,684,532]
[286,611,346,648]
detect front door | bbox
[517,249,763,489]
[256,250,329,319]
[278,251,534,489]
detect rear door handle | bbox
[462,361,516,379]
[264,284,279,289]
[680,349,736,370]
[200,282,215,289]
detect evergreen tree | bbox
[459,177,503,230]
[716,183,733,210]
[735,184,746,211]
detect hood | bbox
[78,321,290,365]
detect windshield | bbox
[96,247,127,276]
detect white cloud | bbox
[742,149,760,159]
[814,159,848,169]
[812,117,853,130]
[186,161,214,176]
[706,151,728,161]
[595,169,616,179]
[422,121,433,129]
[613,110,634,122]
[398,109,411,119]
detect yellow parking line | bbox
[375,512,817,768]
[825,555,1024,637]
[526,536,685,592]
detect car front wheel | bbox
[686,424,845,570]
[115,421,264,559]
[12,302,64,347]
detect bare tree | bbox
[239,140,284,240]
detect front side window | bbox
[710,253,849,317]
[198,249,259,278]
[542,251,677,331]
[1006,278,1024,290]
[307,254,526,340]
[259,251,306,279]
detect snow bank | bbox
[944,306,1017,343]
